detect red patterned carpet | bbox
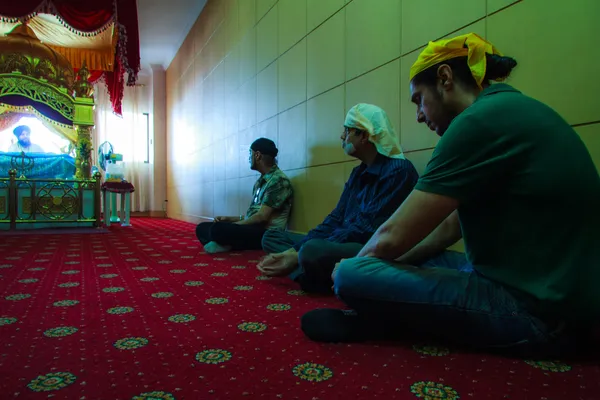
[1,217,598,400]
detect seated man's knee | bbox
[298,239,330,266]
[195,222,212,240]
[334,257,375,294]
[208,221,224,235]
[261,230,283,253]
[207,221,237,243]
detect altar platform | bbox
[0,154,101,230]
[0,152,75,179]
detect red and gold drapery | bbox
[0,0,140,116]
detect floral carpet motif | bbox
[0,218,598,399]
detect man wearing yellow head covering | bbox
[258,104,418,294]
[302,34,600,358]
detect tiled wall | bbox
[166,0,600,233]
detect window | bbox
[143,112,150,163]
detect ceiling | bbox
[136,0,207,75]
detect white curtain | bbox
[93,83,151,212]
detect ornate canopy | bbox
[0,0,141,116]
[0,1,140,178]
[0,23,95,178]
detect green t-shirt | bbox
[416,84,600,321]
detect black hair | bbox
[250,137,278,158]
[411,54,517,89]
[13,125,31,136]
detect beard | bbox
[18,139,31,147]
[432,88,458,137]
[435,112,458,137]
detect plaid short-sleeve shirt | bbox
[245,165,293,230]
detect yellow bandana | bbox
[409,33,503,87]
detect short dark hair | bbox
[411,54,517,89]
[250,138,278,157]
[13,125,31,136]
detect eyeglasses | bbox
[342,127,365,137]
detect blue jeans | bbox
[334,251,570,355]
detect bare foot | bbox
[257,251,298,277]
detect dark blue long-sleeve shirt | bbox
[294,154,419,250]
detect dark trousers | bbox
[296,239,364,293]
[261,229,307,253]
[195,222,266,251]
[262,230,363,293]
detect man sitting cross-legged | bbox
[257,104,419,293]
[195,138,293,253]
[301,34,600,359]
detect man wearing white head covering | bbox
[342,103,406,160]
[258,104,419,294]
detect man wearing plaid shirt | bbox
[195,138,293,253]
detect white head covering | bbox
[344,103,405,159]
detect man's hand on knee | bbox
[214,216,237,223]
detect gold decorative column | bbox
[75,125,93,178]
[73,61,95,179]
